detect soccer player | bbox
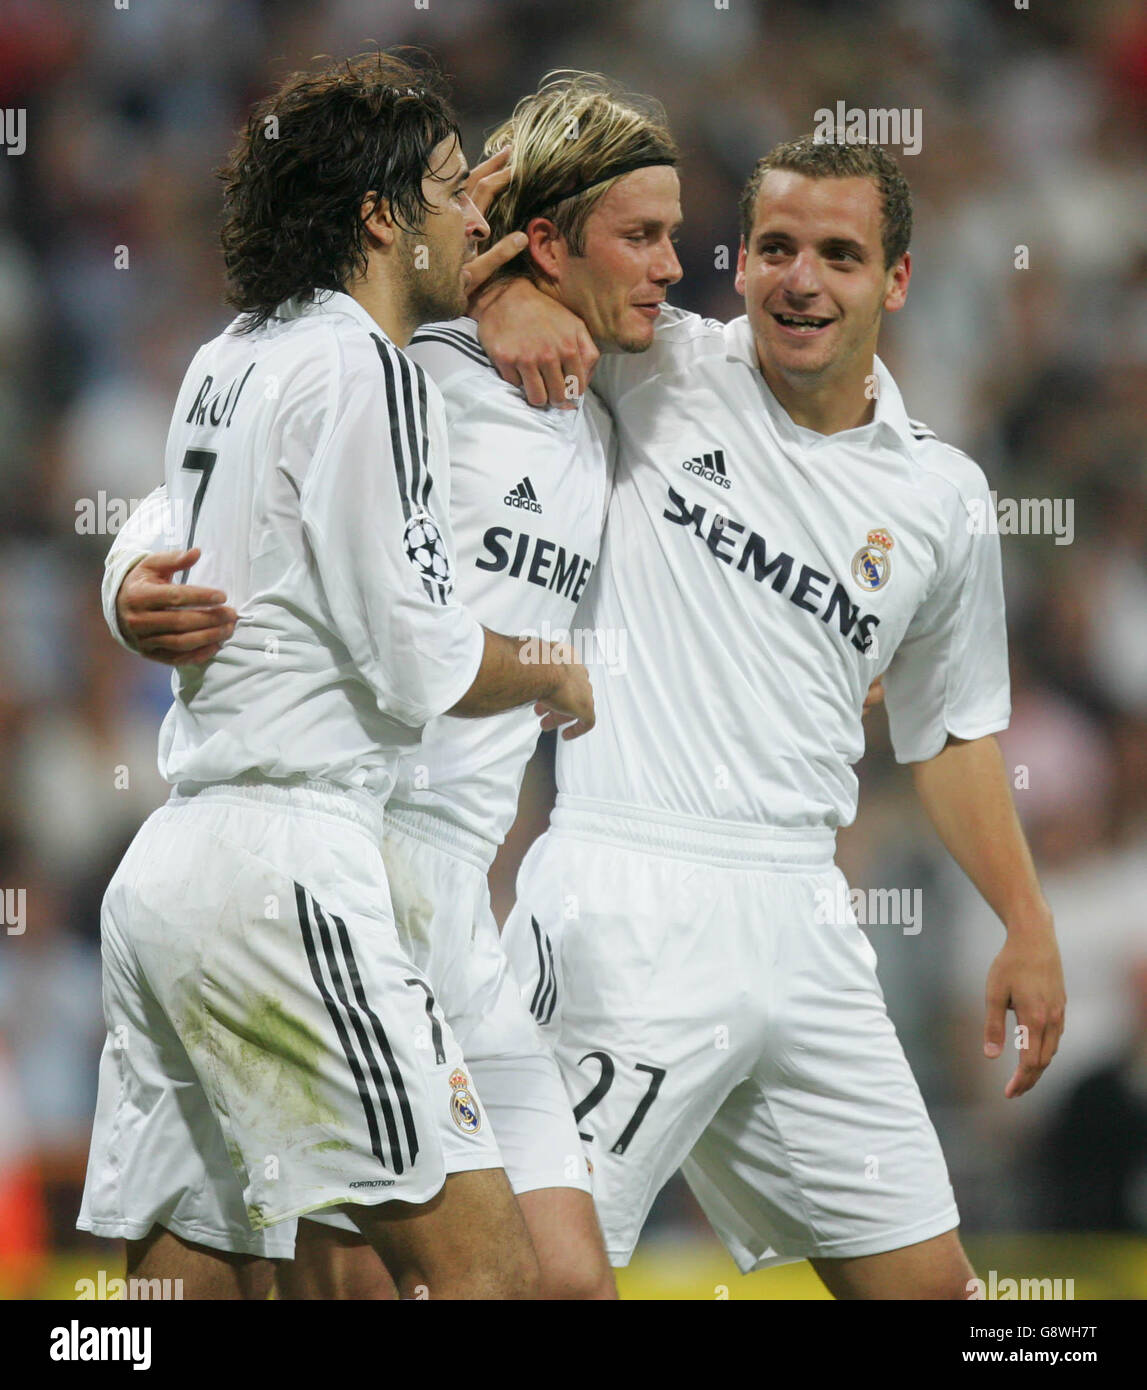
[469,133,1067,1298]
[76,53,596,1301]
[99,73,681,1300]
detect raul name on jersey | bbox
[663,484,892,656]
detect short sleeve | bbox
[299,340,484,728]
[883,464,1011,763]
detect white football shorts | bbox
[78,779,501,1259]
[268,803,593,1242]
[502,799,960,1272]
[382,804,591,1197]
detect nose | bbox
[782,248,821,299]
[652,235,683,286]
[461,191,489,244]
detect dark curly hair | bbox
[219,50,460,331]
[738,134,912,269]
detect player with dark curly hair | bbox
[76,50,594,1300]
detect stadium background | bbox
[0,0,1145,1299]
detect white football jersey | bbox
[113,291,484,802]
[389,319,613,857]
[104,315,613,858]
[556,306,1010,829]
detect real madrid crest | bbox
[449,1069,482,1135]
[851,528,894,592]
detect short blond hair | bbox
[483,71,677,275]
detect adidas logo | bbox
[681,448,731,489]
[504,477,542,513]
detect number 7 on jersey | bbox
[179,448,218,583]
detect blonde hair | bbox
[483,71,677,275]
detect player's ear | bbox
[525,216,564,281]
[361,192,396,249]
[883,251,910,313]
[734,236,747,294]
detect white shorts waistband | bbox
[551,795,836,871]
[384,802,498,873]
[169,776,385,843]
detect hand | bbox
[474,277,599,408]
[116,549,237,666]
[534,645,595,740]
[983,922,1066,1098]
[462,231,528,303]
[460,147,529,302]
[862,676,885,716]
[464,145,513,217]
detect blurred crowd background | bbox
[1,0,1145,1296]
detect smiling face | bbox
[399,134,490,323]
[736,169,910,397]
[543,165,684,353]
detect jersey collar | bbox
[723,315,916,458]
[273,289,397,344]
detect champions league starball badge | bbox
[449,1070,482,1134]
[404,510,452,589]
[851,528,894,591]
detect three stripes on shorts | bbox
[295,882,418,1175]
[529,916,558,1026]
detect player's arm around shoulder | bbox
[472,276,599,408]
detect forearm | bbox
[104,553,147,649]
[911,734,1051,934]
[104,486,174,649]
[472,275,598,407]
[449,628,564,717]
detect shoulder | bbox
[408,318,493,385]
[408,317,529,415]
[321,326,446,426]
[904,419,993,509]
[592,304,725,406]
[643,304,726,367]
[411,317,589,438]
[651,303,724,343]
[901,422,1001,584]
